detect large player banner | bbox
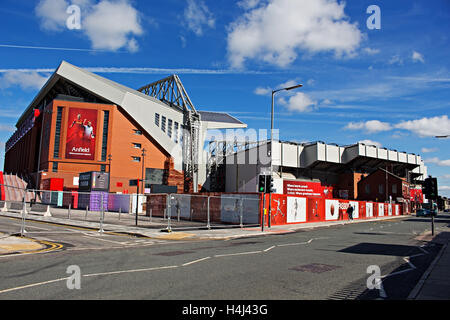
[65,108,98,160]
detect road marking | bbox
[83,265,178,277]
[214,250,262,258]
[263,246,276,252]
[182,257,211,266]
[0,277,68,295]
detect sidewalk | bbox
[409,231,450,300]
[0,233,45,255]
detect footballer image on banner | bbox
[66,108,98,160]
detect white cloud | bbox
[388,55,403,65]
[395,115,450,137]
[363,48,380,55]
[439,186,450,191]
[345,120,392,133]
[421,147,438,153]
[424,157,450,167]
[278,92,316,113]
[35,0,143,52]
[237,0,261,10]
[227,0,363,68]
[184,0,215,36]
[0,71,49,90]
[35,0,70,31]
[412,51,425,63]
[440,174,450,179]
[358,139,382,148]
[254,87,271,96]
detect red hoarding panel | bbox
[65,108,98,160]
[307,198,325,222]
[284,180,333,198]
[410,188,424,203]
[269,194,287,225]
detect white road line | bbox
[263,246,276,252]
[214,250,262,258]
[0,277,68,295]
[182,257,211,266]
[83,265,178,277]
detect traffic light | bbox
[268,176,274,193]
[424,177,438,200]
[258,175,266,193]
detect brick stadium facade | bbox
[3,61,246,194]
[4,99,184,193]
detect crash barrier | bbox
[263,194,407,227]
[146,193,262,229]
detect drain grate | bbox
[289,263,341,274]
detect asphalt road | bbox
[0,214,448,301]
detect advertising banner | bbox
[325,199,340,221]
[287,196,307,223]
[410,188,424,203]
[284,180,333,198]
[66,108,98,160]
[366,202,373,218]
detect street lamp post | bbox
[141,148,146,194]
[268,84,303,228]
[107,154,112,192]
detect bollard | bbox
[85,205,89,220]
[191,208,193,221]
[149,208,152,223]
[68,204,71,220]
[119,207,122,221]
[177,207,180,222]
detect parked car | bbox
[416,208,437,217]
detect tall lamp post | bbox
[268,84,303,227]
[141,148,146,194]
[107,154,112,192]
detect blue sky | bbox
[0,0,449,196]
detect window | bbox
[392,184,397,194]
[134,129,143,135]
[365,184,370,194]
[161,116,166,132]
[132,156,141,162]
[174,122,179,143]
[100,164,106,172]
[101,111,109,162]
[53,107,63,158]
[133,143,142,149]
[168,119,172,138]
[52,162,58,173]
[378,184,384,194]
[155,113,160,127]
